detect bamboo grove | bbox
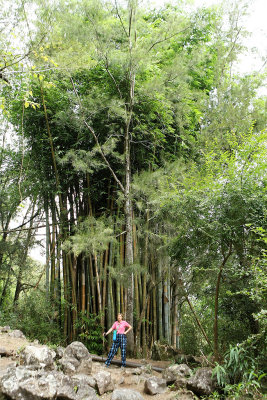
[0,0,266,363]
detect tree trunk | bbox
[214,245,232,361]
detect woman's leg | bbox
[105,339,119,366]
[119,334,127,367]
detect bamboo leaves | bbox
[63,216,115,257]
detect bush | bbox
[75,312,104,355]
[0,290,62,344]
[213,341,266,399]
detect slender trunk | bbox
[172,282,179,347]
[50,204,56,298]
[69,253,77,339]
[94,253,102,314]
[134,272,140,350]
[163,279,169,343]
[81,258,86,313]
[102,249,109,325]
[123,1,137,356]
[158,258,163,341]
[89,255,96,314]
[62,253,68,338]
[13,200,36,306]
[214,246,232,361]
[44,197,50,298]
[152,257,157,343]
[0,266,11,307]
[186,294,212,350]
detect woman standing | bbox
[103,313,132,368]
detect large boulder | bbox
[72,373,96,389]
[111,388,145,400]
[0,366,56,399]
[59,341,92,375]
[63,341,89,360]
[56,373,97,400]
[163,364,192,384]
[20,345,56,369]
[187,367,217,396]
[93,370,114,395]
[0,366,98,400]
[144,376,167,395]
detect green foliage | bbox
[76,312,103,355]
[212,343,266,399]
[62,216,115,257]
[0,291,62,344]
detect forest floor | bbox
[0,334,177,400]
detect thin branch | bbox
[18,102,25,202]
[104,56,123,100]
[114,0,129,38]
[148,26,190,52]
[0,34,46,74]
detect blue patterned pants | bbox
[105,333,127,367]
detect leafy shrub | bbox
[76,312,103,355]
[0,290,62,344]
[213,342,266,399]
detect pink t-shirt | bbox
[112,320,130,334]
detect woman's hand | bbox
[124,325,133,335]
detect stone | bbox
[56,346,65,359]
[72,373,96,389]
[0,347,11,357]
[187,367,217,396]
[144,376,167,395]
[21,345,56,369]
[64,341,90,361]
[163,363,192,384]
[0,366,98,400]
[8,330,26,339]
[60,356,80,373]
[173,376,188,390]
[170,364,192,377]
[75,385,98,400]
[1,326,11,333]
[56,373,98,400]
[111,388,145,400]
[117,376,125,384]
[93,370,114,395]
[0,366,49,399]
[59,341,92,375]
[19,373,58,399]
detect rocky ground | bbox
[0,327,217,400]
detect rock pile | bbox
[0,327,218,400]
